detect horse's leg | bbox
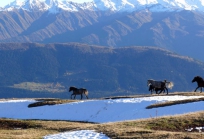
[81,94,83,100]
[166,87,168,95]
[194,86,199,92]
[83,91,88,99]
[153,88,157,94]
[74,95,76,99]
[201,87,202,93]
[150,89,152,94]
[158,89,163,94]
[154,88,157,94]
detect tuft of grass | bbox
[0,119,42,130]
[145,112,204,132]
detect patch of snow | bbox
[185,126,204,132]
[44,130,110,139]
[2,0,204,13]
[0,95,203,123]
[0,99,36,103]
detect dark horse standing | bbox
[147,79,174,95]
[68,86,88,99]
[192,76,204,93]
[148,84,167,94]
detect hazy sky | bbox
[0,0,93,7]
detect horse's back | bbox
[148,80,164,88]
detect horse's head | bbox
[69,86,77,92]
[192,76,203,83]
[147,79,154,86]
[148,85,154,91]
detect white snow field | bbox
[0,95,203,139]
[44,130,110,139]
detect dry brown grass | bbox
[28,98,79,108]
[0,119,95,139]
[146,97,204,109]
[1,92,204,139]
[1,112,203,139]
[91,111,204,139]
[169,92,204,96]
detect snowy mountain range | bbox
[2,0,204,13]
[1,0,204,62]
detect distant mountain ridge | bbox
[3,0,204,13]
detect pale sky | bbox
[0,0,93,7]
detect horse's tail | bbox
[166,82,174,89]
[84,89,88,96]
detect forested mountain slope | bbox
[0,43,203,98]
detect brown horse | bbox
[192,76,204,93]
[68,86,88,99]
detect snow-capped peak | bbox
[2,0,204,13]
[4,0,24,10]
[4,0,49,11]
[45,0,64,13]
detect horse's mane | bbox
[196,76,204,81]
[69,86,77,91]
[147,79,155,86]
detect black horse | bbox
[149,84,168,94]
[192,76,204,93]
[68,86,89,99]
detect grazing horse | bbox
[68,86,88,99]
[192,76,204,93]
[147,79,174,95]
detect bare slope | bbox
[1,9,204,61]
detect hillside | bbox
[0,43,203,98]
